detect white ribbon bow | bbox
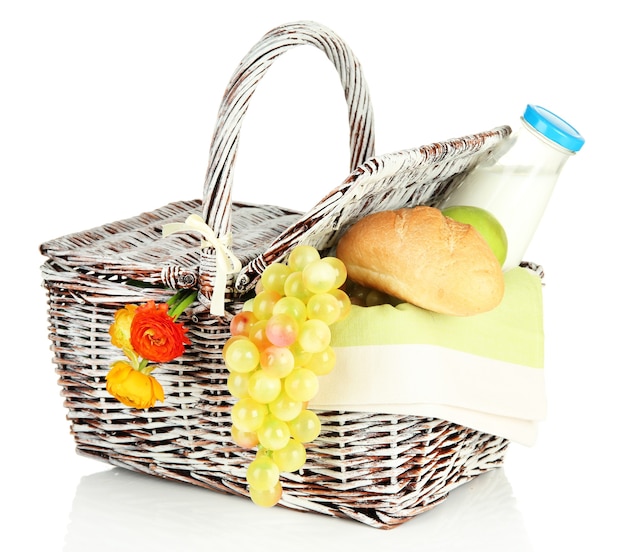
[162,214,242,316]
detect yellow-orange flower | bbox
[105,361,165,409]
[109,304,139,363]
[130,301,190,363]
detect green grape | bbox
[252,290,282,321]
[269,390,303,422]
[284,368,319,402]
[288,409,321,443]
[224,337,260,373]
[257,414,291,451]
[329,288,352,322]
[227,371,251,398]
[260,345,295,379]
[366,288,391,307]
[223,335,247,356]
[272,438,307,473]
[321,256,347,289]
[297,319,331,353]
[265,313,299,347]
[246,455,280,491]
[261,262,291,295]
[231,425,259,449]
[288,244,320,272]
[290,341,312,367]
[231,397,267,432]
[306,292,341,325]
[249,481,282,507]
[345,280,369,306]
[283,271,313,302]
[242,297,255,312]
[305,346,336,376]
[302,259,337,294]
[273,296,307,325]
[247,369,282,404]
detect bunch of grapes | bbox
[223,244,351,507]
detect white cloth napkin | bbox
[310,267,546,445]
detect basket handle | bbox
[197,21,375,313]
[202,21,375,233]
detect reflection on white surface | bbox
[64,466,532,551]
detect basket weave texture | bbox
[41,21,513,529]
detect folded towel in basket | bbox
[311,267,546,445]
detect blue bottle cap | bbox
[523,105,585,152]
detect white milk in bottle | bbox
[439,105,584,271]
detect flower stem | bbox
[138,358,151,373]
[167,290,197,320]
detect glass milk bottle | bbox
[439,105,585,271]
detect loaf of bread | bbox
[336,206,505,316]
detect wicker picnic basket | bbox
[40,21,515,529]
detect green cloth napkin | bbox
[330,267,544,369]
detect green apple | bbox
[441,205,508,266]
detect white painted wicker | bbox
[41,21,514,528]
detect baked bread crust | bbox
[336,206,505,316]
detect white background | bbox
[2,1,623,550]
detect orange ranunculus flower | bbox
[109,304,139,362]
[130,300,190,363]
[106,360,165,409]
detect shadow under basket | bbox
[40,21,515,529]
